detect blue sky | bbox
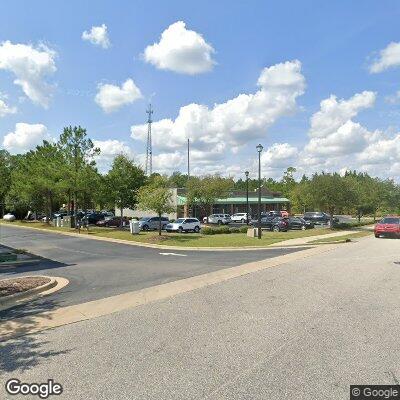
[1,0,400,179]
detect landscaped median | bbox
[0,275,61,312]
[0,220,373,248]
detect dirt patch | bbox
[146,235,170,243]
[0,277,51,297]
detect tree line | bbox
[1,126,399,225]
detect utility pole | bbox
[145,104,153,176]
[187,138,190,217]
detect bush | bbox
[239,226,249,233]
[201,225,232,235]
[229,227,240,234]
[201,226,214,235]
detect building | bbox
[177,188,290,219]
[116,187,290,220]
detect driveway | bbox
[0,225,308,317]
[1,233,399,399]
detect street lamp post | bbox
[256,144,263,239]
[245,171,249,224]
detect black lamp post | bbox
[256,144,263,239]
[245,171,249,224]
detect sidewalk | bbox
[269,230,357,247]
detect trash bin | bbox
[130,220,140,234]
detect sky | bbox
[1,0,400,181]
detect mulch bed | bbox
[0,277,51,297]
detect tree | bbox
[168,171,188,188]
[309,172,357,228]
[105,155,146,227]
[137,176,174,235]
[0,150,11,217]
[186,175,234,220]
[58,126,100,216]
[9,141,65,220]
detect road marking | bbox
[159,252,187,257]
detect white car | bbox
[3,213,16,221]
[166,218,201,233]
[203,214,231,225]
[230,213,251,223]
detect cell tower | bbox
[145,104,153,176]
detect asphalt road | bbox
[1,234,399,399]
[0,225,306,316]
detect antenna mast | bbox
[145,104,153,176]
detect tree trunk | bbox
[158,212,162,236]
[120,206,123,228]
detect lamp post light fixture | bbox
[245,171,249,224]
[256,144,263,239]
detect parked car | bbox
[303,212,338,225]
[83,212,105,225]
[203,214,231,225]
[250,216,289,232]
[3,213,16,221]
[374,216,400,238]
[166,218,201,233]
[286,216,314,230]
[138,216,170,231]
[230,213,251,223]
[96,217,130,227]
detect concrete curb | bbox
[0,222,362,252]
[0,276,57,311]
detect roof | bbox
[177,195,290,206]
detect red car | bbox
[374,216,400,238]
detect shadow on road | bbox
[0,296,73,372]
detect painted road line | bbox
[159,252,187,257]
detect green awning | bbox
[177,195,290,206]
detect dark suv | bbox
[251,216,289,232]
[303,212,333,225]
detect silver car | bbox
[138,216,170,231]
[203,214,231,225]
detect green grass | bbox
[1,220,352,248]
[309,231,371,244]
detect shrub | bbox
[229,227,240,234]
[201,226,214,235]
[201,225,231,235]
[239,226,249,233]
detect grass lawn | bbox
[309,231,371,244]
[1,220,355,248]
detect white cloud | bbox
[143,21,216,74]
[95,79,142,113]
[304,91,376,157]
[82,24,111,49]
[2,123,50,153]
[131,60,305,166]
[385,90,400,104]
[369,41,400,73]
[357,134,400,165]
[261,143,298,168]
[93,139,135,172]
[0,41,56,108]
[0,93,17,117]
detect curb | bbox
[0,275,58,311]
[0,223,363,252]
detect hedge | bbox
[202,225,250,235]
